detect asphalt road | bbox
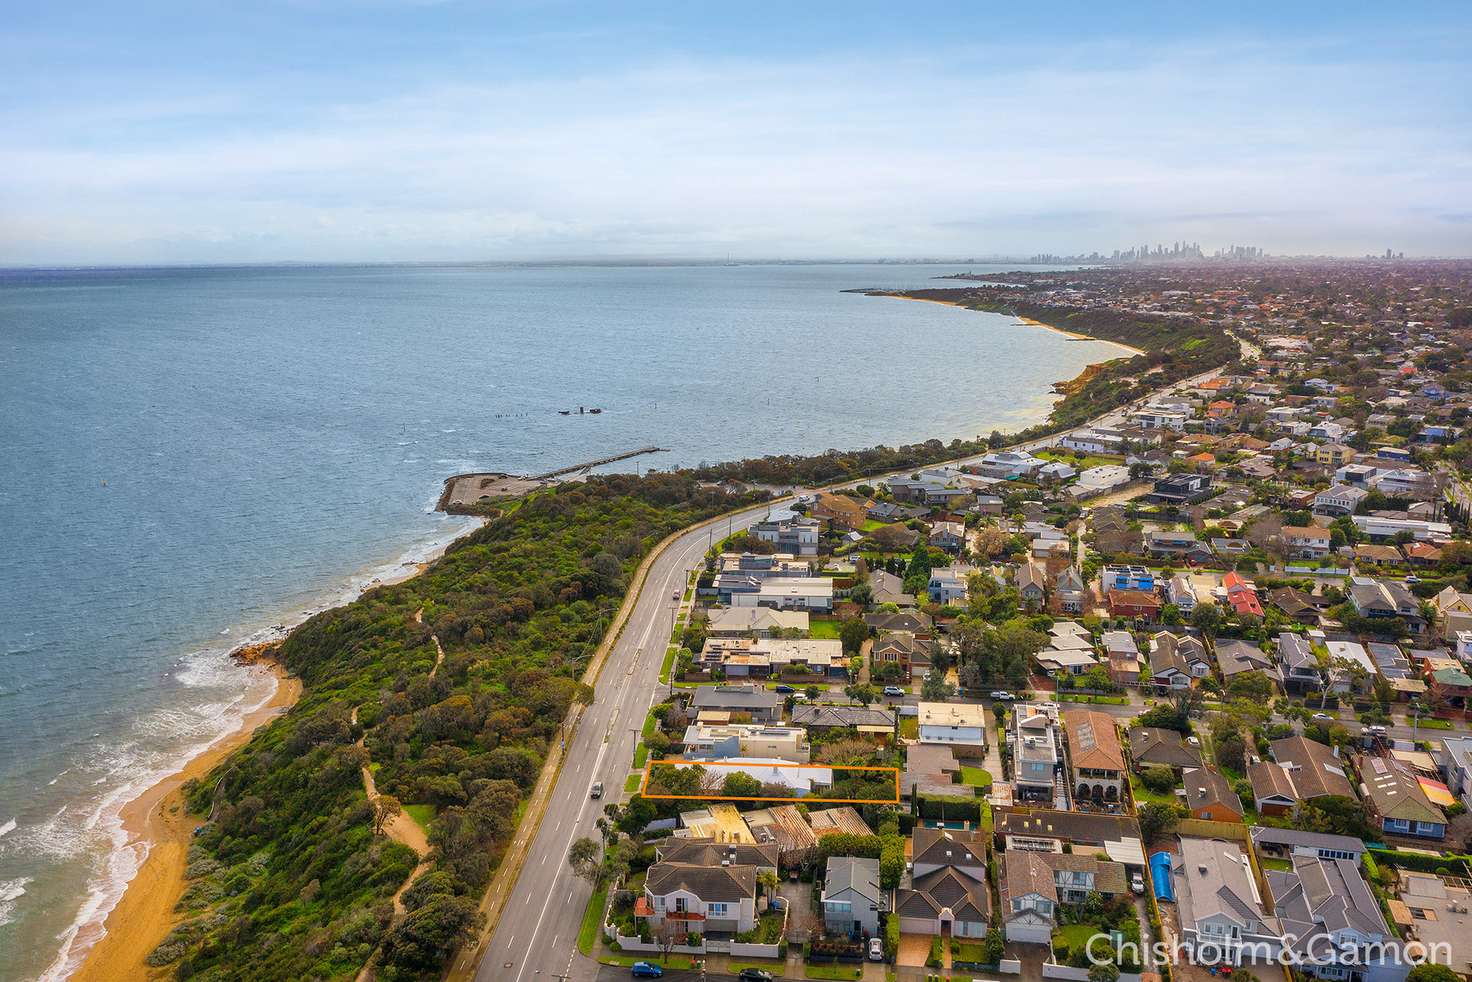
[470,499,779,982]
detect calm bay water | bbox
[0,262,1116,979]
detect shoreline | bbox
[66,659,302,982]
[874,292,1146,359]
[60,516,482,982]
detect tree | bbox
[1137,802,1181,842]
[1189,602,1224,635]
[1141,765,1176,795]
[721,771,765,798]
[840,618,870,656]
[1408,965,1461,982]
[845,682,877,707]
[372,794,402,836]
[568,836,604,885]
[921,673,955,702]
[983,928,1006,966]
[1090,962,1121,982]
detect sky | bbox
[2,1,1471,265]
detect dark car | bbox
[773,684,796,694]
[738,971,774,982]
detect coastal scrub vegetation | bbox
[686,290,1237,487]
[160,473,755,981]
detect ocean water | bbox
[0,262,1120,979]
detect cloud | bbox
[1,36,1470,263]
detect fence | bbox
[1042,963,1142,982]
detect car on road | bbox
[631,962,664,978]
[590,782,603,799]
[773,684,796,694]
[883,686,905,697]
[1311,712,1334,723]
[1406,575,1421,585]
[791,693,810,703]
[868,938,885,962]
[739,970,774,982]
[989,691,1014,700]
[1130,871,1145,894]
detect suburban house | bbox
[822,856,886,938]
[1173,837,1284,966]
[1148,473,1214,505]
[1348,578,1425,633]
[871,630,931,681]
[681,722,811,763]
[1012,703,1062,803]
[1215,639,1274,679]
[1248,735,1355,816]
[1249,827,1365,864]
[1313,484,1369,516]
[639,859,762,936]
[1149,631,1211,689]
[1054,567,1087,615]
[1267,855,1408,982]
[903,744,971,801]
[1356,754,1446,840]
[751,516,821,556]
[894,830,990,938]
[1147,529,1211,562]
[928,565,975,605]
[1166,573,1198,613]
[1017,561,1048,609]
[1280,525,1332,560]
[1129,726,1202,773]
[731,576,834,612]
[1102,565,1155,592]
[705,607,810,637]
[1001,850,1127,943]
[689,683,784,723]
[1276,632,1344,694]
[1063,708,1126,804]
[864,609,931,636]
[1108,588,1163,622]
[929,521,966,553]
[1100,629,1143,685]
[867,570,916,608]
[790,704,896,731]
[1181,766,1245,822]
[1223,572,1264,617]
[1438,737,1472,810]
[918,702,988,757]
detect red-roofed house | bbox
[1223,572,1263,618]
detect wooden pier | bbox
[437,446,669,512]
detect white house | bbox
[918,702,988,756]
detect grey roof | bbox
[1268,856,1392,961]
[824,856,882,906]
[790,704,895,728]
[899,865,988,921]
[1182,766,1243,816]
[657,837,780,871]
[1129,726,1202,769]
[1215,639,1272,677]
[1249,826,1365,858]
[646,861,757,903]
[691,684,782,712]
[1269,735,1355,799]
[1276,632,1317,672]
[1174,837,1279,934]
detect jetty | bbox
[437,446,667,512]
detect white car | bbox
[883,686,905,697]
[1311,712,1335,723]
[868,938,885,962]
[989,691,1013,701]
[1130,872,1145,895]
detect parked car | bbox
[883,685,905,697]
[773,684,796,694]
[739,970,774,982]
[1311,712,1334,723]
[631,963,664,978]
[590,782,603,799]
[868,938,885,962]
[1130,871,1145,894]
[989,691,1014,700]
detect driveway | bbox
[896,934,933,968]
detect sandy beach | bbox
[875,293,1145,358]
[68,661,302,982]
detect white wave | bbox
[0,876,30,928]
[0,817,15,838]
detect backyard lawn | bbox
[899,717,919,740]
[960,766,993,788]
[1053,923,1104,955]
[807,619,842,640]
[1129,775,1177,808]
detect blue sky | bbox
[3,1,1470,264]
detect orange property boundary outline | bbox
[640,759,901,804]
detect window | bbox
[708,903,728,916]
[1385,818,1411,833]
[826,901,852,914]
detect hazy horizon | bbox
[4,0,1471,265]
